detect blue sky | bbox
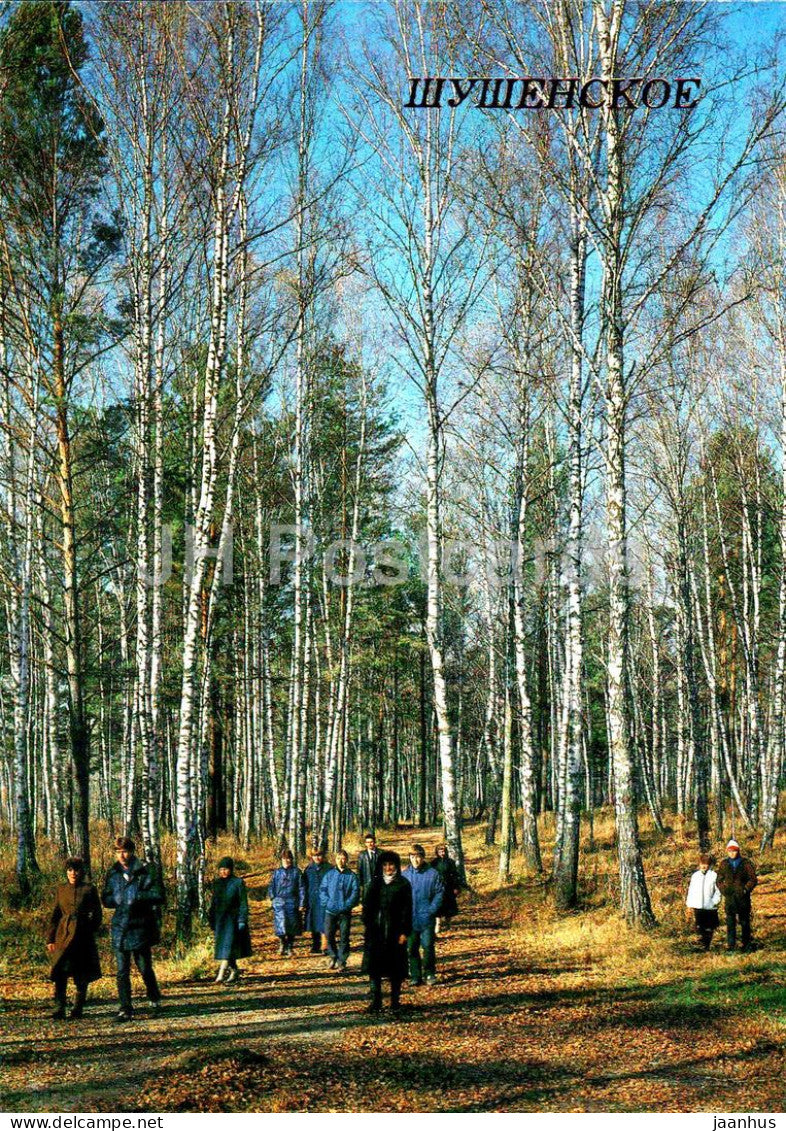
[724,1,786,41]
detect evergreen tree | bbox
[0,0,119,871]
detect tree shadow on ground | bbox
[136,1035,786,1113]
[2,997,460,1107]
[140,1051,581,1113]
[5,930,786,1114]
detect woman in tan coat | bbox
[47,857,102,1019]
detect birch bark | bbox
[595,0,655,927]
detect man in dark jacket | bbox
[362,850,412,1015]
[319,850,359,970]
[102,836,164,1020]
[402,844,444,986]
[716,838,758,952]
[431,843,460,935]
[357,833,382,903]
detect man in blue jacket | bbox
[402,843,444,986]
[102,836,164,1021]
[319,850,360,971]
[303,845,331,953]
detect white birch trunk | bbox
[1,327,40,882]
[175,33,232,937]
[554,210,587,907]
[318,374,367,845]
[596,0,655,928]
[761,318,786,848]
[511,386,542,873]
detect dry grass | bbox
[1,810,786,1112]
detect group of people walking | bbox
[265,833,461,1012]
[46,831,756,1023]
[685,838,759,952]
[45,832,461,1021]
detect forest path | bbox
[1,832,491,1112]
[2,832,786,1112]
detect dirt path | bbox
[1,837,493,1113]
[2,835,786,1112]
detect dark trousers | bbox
[407,923,436,982]
[54,974,87,1006]
[114,946,161,1013]
[693,908,719,950]
[725,896,752,949]
[370,976,401,1008]
[324,910,351,963]
[310,931,323,952]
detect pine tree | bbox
[0,0,119,871]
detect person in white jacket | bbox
[686,853,722,951]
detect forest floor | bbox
[1,816,786,1113]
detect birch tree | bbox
[170,0,267,937]
[349,0,494,877]
[0,287,41,888]
[744,152,786,848]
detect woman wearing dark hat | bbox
[361,850,412,1015]
[46,857,102,1019]
[208,858,252,983]
[430,843,460,935]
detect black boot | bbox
[52,982,67,1020]
[70,987,86,1019]
[367,979,383,1013]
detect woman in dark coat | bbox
[47,857,102,1020]
[431,843,459,933]
[208,857,251,984]
[268,849,306,956]
[303,846,331,953]
[361,850,413,1015]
